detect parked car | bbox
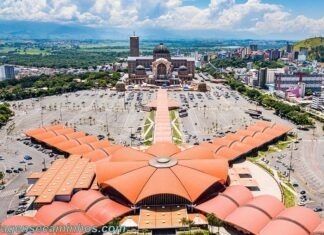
[24,155,32,160]
[6,209,15,214]
[314,208,322,212]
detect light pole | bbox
[288,142,293,182]
[129,127,133,146]
[40,108,44,127]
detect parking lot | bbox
[169,84,256,145]
[0,81,323,219]
[0,89,156,219]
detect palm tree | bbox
[180,217,188,228]
[207,213,223,234]
[88,116,92,125]
[187,219,194,234]
[0,171,4,184]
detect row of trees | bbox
[253,60,284,69]
[209,58,285,70]
[227,79,314,126]
[0,49,128,68]
[0,72,121,101]
[309,45,324,62]
[0,103,14,128]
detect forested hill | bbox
[293,37,324,62]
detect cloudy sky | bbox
[0,0,323,40]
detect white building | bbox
[311,93,324,111]
[266,68,285,84]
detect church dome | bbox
[153,43,170,54]
[135,65,145,70]
[178,65,187,71]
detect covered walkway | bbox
[153,89,173,143]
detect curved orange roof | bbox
[229,142,254,154]
[0,216,41,227]
[246,195,284,217]
[196,192,238,220]
[225,205,272,234]
[109,147,153,162]
[33,131,58,142]
[86,197,131,225]
[272,124,292,135]
[83,149,109,162]
[313,221,324,235]
[53,211,98,228]
[66,144,95,155]
[76,135,98,144]
[145,141,181,156]
[236,129,259,137]
[65,131,86,139]
[44,125,66,131]
[89,140,111,149]
[214,147,242,161]
[252,132,274,144]
[196,185,253,219]
[247,125,268,133]
[242,136,265,148]
[45,135,70,146]
[53,128,74,135]
[70,190,105,211]
[55,139,81,152]
[212,138,236,147]
[199,142,224,153]
[25,127,47,137]
[35,201,76,225]
[0,189,131,234]
[96,145,229,204]
[224,133,248,142]
[82,145,124,162]
[263,128,284,138]
[221,185,253,206]
[172,146,215,160]
[275,207,321,233]
[259,219,310,235]
[96,160,148,184]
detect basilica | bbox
[127,35,195,85]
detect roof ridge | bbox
[135,167,157,204]
[169,167,193,202]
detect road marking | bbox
[0,188,17,199]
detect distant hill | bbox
[293,37,324,62]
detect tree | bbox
[0,171,4,184]
[305,88,313,96]
[207,213,223,234]
[180,217,188,227]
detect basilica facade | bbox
[127,36,195,85]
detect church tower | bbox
[129,32,139,57]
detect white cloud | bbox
[0,0,323,38]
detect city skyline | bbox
[0,0,323,40]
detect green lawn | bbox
[281,184,296,207]
[170,110,182,145]
[143,111,155,145]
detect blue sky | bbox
[0,0,323,40]
[186,0,324,18]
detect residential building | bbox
[274,73,323,93]
[311,93,324,111]
[249,44,258,51]
[0,65,15,81]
